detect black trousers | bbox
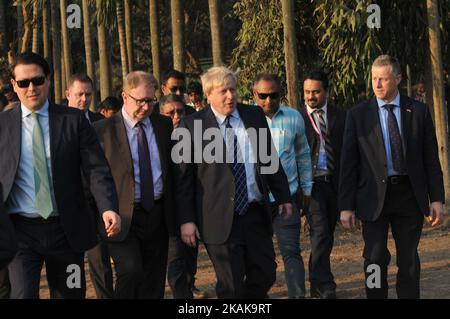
[205,202,276,299]
[86,240,114,299]
[108,202,168,299]
[306,180,338,291]
[362,178,423,299]
[167,235,198,299]
[8,215,85,299]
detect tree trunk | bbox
[406,64,412,97]
[31,2,39,53]
[116,0,129,83]
[124,0,133,71]
[60,0,71,86]
[426,0,450,205]
[149,0,161,97]
[82,0,97,110]
[42,0,50,61]
[50,1,62,103]
[0,0,6,58]
[17,1,23,53]
[171,0,185,72]
[61,52,66,94]
[207,0,223,66]
[21,1,30,53]
[96,0,111,100]
[281,0,300,109]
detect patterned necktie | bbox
[225,116,248,215]
[136,122,154,211]
[384,104,406,174]
[31,112,54,219]
[315,109,335,172]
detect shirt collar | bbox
[306,101,328,115]
[121,107,151,129]
[210,104,240,126]
[21,99,49,119]
[377,91,400,109]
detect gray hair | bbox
[372,55,401,75]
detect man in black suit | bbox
[0,52,120,299]
[299,70,346,299]
[339,55,444,299]
[66,73,113,299]
[174,66,292,298]
[93,71,176,299]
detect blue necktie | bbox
[136,122,154,211]
[384,104,406,174]
[225,116,248,215]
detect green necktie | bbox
[31,112,54,219]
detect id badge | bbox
[317,151,327,169]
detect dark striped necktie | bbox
[384,104,406,174]
[315,109,335,172]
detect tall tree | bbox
[60,0,71,86]
[0,0,7,59]
[50,0,62,103]
[171,0,185,72]
[124,0,133,71]
[208,0,223,66]
[281,0,300,109]
[149,0,161,95]
[82,0,97,110]
[116,0,129,82]
[31,1,39,53]
[426,0,450,204]
[20,1,30,52]
[42,0,49,61]
[96,0,112,100]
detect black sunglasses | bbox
[256,92,280,100]
[15,76,46,88]
[169,86,186,94]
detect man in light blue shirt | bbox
[253,73,313,299]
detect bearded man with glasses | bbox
[93,71,176,298]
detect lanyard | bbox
[307,109,321,137]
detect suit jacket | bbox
[93,110,176,241]
[88,110,105,123]
[175,104,291,245]
[0,104,119,252]
[299,104,346,192]
[0,183,17,269]
[339,95,444,221]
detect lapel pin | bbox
[406,109,411,112]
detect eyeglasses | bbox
[256,92,280,100]
[163,109,185,117]
[169,86,186,94]
[125,92,157,107]
[15,76,46,88]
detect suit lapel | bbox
[327,104,337,134]
[399,95,412,156]
[48,103,65,169]
[149,112,166,175]
[8,107,22,173]
[367,98,387,159]
[114,111,134,176]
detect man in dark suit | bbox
[93,71,175,299]
[0,183,17,299]
[0,52,120,299]
[65,73,104,123]
[299,70,346,299]
[174,66,292,299]
[66,73,113,299]
[339,55,444,299]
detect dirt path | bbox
[39,220,450,299]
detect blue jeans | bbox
[273,198,305,298]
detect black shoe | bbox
[191,286,208,299]
[310,286,337,299]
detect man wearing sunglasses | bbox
[159,69,195,116]
[93,71,176,298]
[299,70,346,299]
[253,73,313,299]
[0,52,120,299]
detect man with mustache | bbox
[299,70,346,298]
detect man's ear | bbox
[64,89,70,99]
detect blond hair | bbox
[372,55,401,76]
[200,66,237,96]
[123,71,158,92]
